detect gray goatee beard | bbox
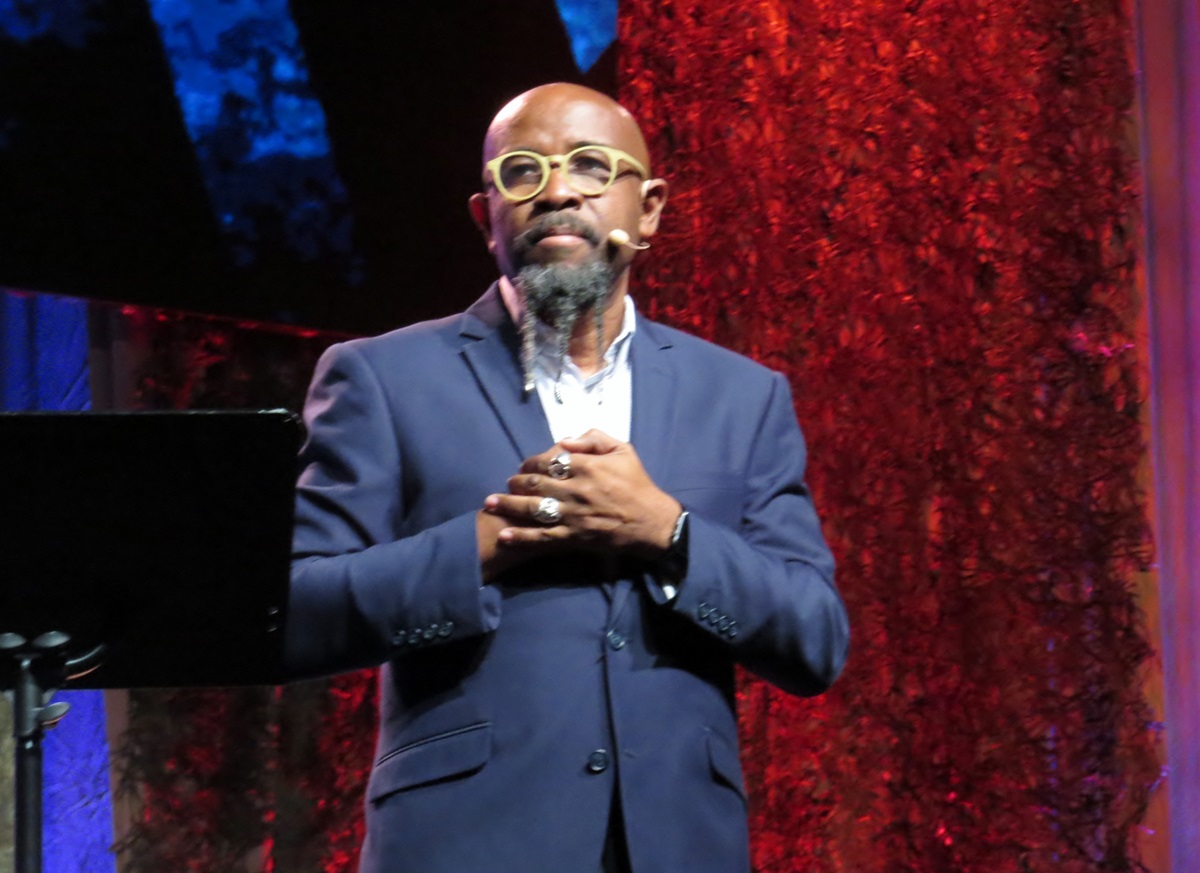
[516,260,615,394]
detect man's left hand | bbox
[483,429,681,558]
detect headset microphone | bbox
[607,229,651,251]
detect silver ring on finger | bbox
[547,451,572,480]
[533,496,563,525]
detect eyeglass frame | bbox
[484,145,649,203]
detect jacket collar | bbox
[459,284,553,461]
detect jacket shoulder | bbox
[640,318,782,387]
[323,311,470,369]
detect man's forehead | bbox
[483,84,650,168]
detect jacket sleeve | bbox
[655,371,849,697]
[285,341,502,678]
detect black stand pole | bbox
[13,650,44,873]
[2,632,102,873]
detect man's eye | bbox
[569,153,611,177]
[501,159,541,183]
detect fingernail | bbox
[485,495,499,509]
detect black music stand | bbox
[0,410,303,873]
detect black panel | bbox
[0,411,301,688]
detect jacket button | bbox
[407,630,423,646]
[586,749,610,773]
[437,621,454,638]
[697,602,712,619]
[423,624,438,641]
[392,632,407,647]
[606,630,626,651]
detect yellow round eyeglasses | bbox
[485,145,648,203]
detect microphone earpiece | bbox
[607,229,651,251]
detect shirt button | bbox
[586,749,610,773]
[606,630,626,651]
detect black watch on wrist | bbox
[663,509,690,578]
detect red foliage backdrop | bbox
[112,1,1160,871]
[619,0,1158,870]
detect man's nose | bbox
[534,164,582,209]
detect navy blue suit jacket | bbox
[288,286,849,873]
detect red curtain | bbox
[619,1,1159,870]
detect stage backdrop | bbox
[90,1,1161,872]
[619,0,1159,870]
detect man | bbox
[288,83,849,873]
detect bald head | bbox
[468,81,667,298]
[482,83,652,174]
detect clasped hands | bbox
[476,429,681,580]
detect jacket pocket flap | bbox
[706,729,747,802]
[368,722,492,803]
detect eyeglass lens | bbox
[499,148,615,198]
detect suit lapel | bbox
[628,319,678,491]
[610,317,678,619]
[459,285,553,462]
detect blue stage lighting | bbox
[554,0,618,72]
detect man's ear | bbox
[637,178,668,240]
[468,192,496,254]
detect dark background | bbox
[0,0,616,335]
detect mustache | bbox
[514,213,601,251]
